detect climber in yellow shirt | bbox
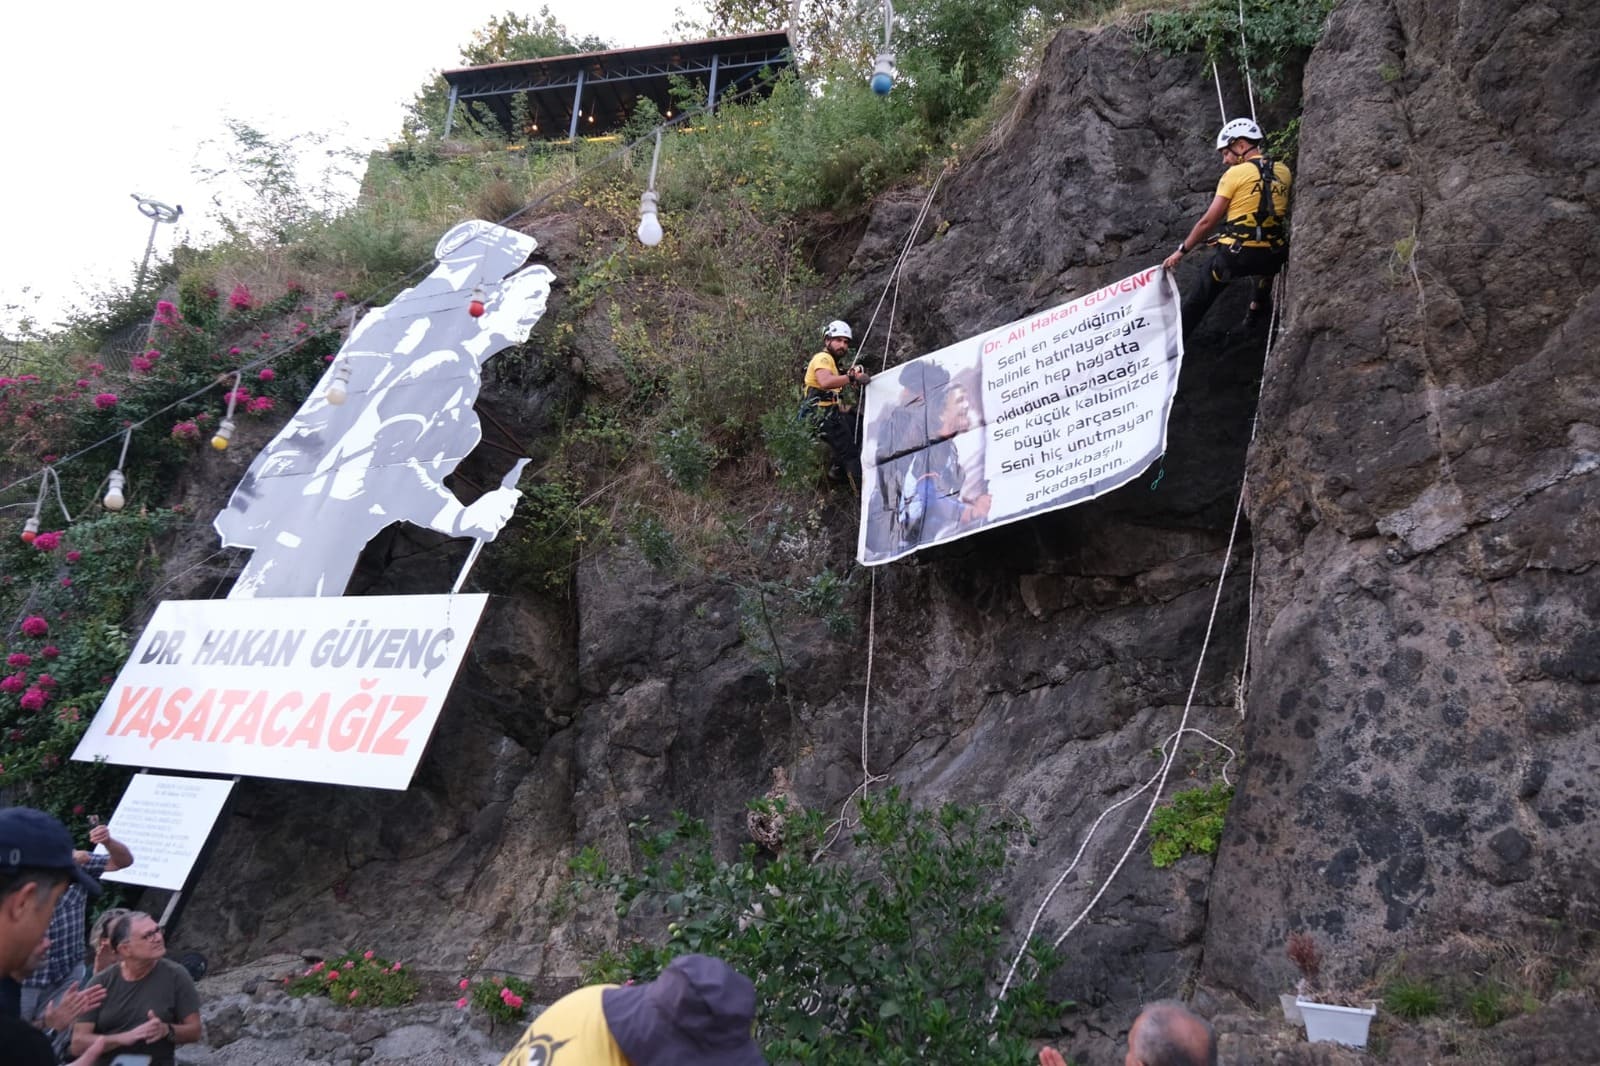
[802,319,871,485]
[1163,117,1292,338]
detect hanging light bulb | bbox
[468,284,486,318]
[326,358,352,405]
[104,470,127,511]
[211,417,236,451]
[20,515,39,543]
[871,51,896,95]
[637,190,663,246]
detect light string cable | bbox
[0,64,785,510]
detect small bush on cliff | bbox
[1147,780,1233,867]
[1142,0,1335,100]
[569,790,1063,1065]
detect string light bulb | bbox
[211,417,236,451]
[637,130,664,247]
[871,52,896,95]
[326,359,352,405]
[104,470,127,511]
[468,284,486,318]
[20,515,38,543]
[637,191,663,246]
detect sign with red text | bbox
[71,593,489,790]
[99,774,235,891]
[857,266,1182,565]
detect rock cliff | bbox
[149,0,1598,1062]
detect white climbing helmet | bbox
[823,319,853,340]
[1216,117,1264,149]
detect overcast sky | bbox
[0,1,705,331]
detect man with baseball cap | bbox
[2,808,104,1012]
[497,953,766,1066]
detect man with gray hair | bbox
[1039,999,1217,1066]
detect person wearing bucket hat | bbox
[1,807,104,1007]
[497,954,766,1066]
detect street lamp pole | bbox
[131,193,183,293]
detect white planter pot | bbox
[1296,997,1377,1048]
[1279,993,1303,1025]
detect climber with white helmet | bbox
[802,319,871,484]
[1163,117,1292,337]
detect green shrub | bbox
[654,426,717,492]
[570,791,1064,1065]
[463,973,536,1024]
[1383,978,1443,1019]
[1142,0,1335,101]
[760,403,825,489]
[284,951,419,1008]
[1148,780,1233,867]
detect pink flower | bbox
[87,363,105,375]
[229,346,242,356]
[33,531,60,552]
[21,616,48,638]
[362,950,374,960]
[6,653,30,668]
[258,368,276,383]
[506,994,524,1009]
[458,979,469,990]
[93,392,118,410]
[171,421,200,442]
[456,997,469,1009]
[390,962,402,972]
[343,960,355,969]
[311,961,325,972]
[76,379,90,389]
[248,396,275,414]
[0,674,24,694]
[35,673,56,689]
[333,291,348,301]
[72,804,84,815]
[348,988,360,1001]
[56,707,80,723]
[153,301,180,325]
[500,987,512,1002]
[228,284,253,311]
[224,388,251,406]
[144,348,162,361]
[130,356,154,374]
[64,551,80,563]
[19,688,46,712]
[327,970,340,981]
[40,645,59,658]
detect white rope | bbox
[1211,61,1228,124]
[1236,0,1258,123]
[991,263,1287,1009]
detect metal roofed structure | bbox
[440,30,793,141]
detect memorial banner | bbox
[72,593,489,790]
[857,266,1182,565]
[99,774,235,892]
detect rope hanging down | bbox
[990,272,1287,1011]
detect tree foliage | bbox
[571,790,1064,1065]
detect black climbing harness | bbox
[1218,157,1287,248]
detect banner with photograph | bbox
[857,266,1183,565]
[71,593,489,790]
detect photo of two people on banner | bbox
[862,358,990,557]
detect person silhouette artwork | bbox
[214,221,554,598]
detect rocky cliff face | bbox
[153,0,1598,1062]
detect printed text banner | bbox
[71,593,490,790]
[99,774,235,892]
[857,267,1182,565]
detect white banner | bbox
[71,594,489,790]
[98,775,235,892]
[858,266,1183,565]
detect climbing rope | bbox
[1209,0,1259,125]
[813,169,949,859]
[991,266,1288,1010]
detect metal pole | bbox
[707,54,721,114]
[443,84,460,136]
[130,194,182,294]
[569,68,586,141]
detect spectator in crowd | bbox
[88,907,132,976]
[498,953,766,1066]
[1040,999,1216,1066]
[70,911,201,1066]
[8,933,108,1064]
[22,819,132,1022]
[1,807,102,1012]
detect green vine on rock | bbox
[1148,780,1234,868]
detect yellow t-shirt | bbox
[497,985,631,1066]
[805,351,842,407]
[1215,158,1292,247]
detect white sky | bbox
[0,0,706,331]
